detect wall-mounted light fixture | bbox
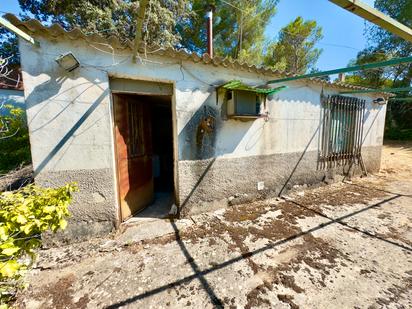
[373,97,387,105]
[55,52,80,72]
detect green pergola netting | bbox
[221,80,287,95]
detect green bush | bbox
[385,128,412,140]
[0,105,31,173]
[0,183,77,305]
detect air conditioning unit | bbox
[226,90,262,119]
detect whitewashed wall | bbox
[18,33,388,226]
[19,36,386,174]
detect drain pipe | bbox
[206,6,214,58]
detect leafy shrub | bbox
[0,183,77,305]
[0,105,31,173]
[385,128,412,140]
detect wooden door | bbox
[113,94,154,220]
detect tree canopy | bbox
[349,0,412,88]
[0,1,327,73]
[17,0,191,47]
[263,17,323,74]
[346,0,412,140]
[178,0,278,63]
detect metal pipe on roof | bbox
[206,6,214,58]
[266,56,412,84]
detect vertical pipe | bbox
[336,96,342,166]
[355,99,363,163]
[349,98,355,162]
[320,96,326,169]
[344,97,350,164]
[206,8,213,58]
[341,97,345,165]
[332,96,338,167]
[340,97,344,165]
[335,96,340,167]
[329,96,334,168]
[359,100,366,154]
[322,95,329,169]
[353,99,359,164]
[327,96,332,168]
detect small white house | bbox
[7,14,389,241]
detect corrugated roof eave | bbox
[3,13,393,97]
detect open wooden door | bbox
[113,94,154,220]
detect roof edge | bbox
[3,13,393,97]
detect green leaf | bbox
[0,226,8,241]
[43,206,56,213]
[59,219,68,230]
[0,260,20,278]
[2,247,20,256]
[16,214,27,224]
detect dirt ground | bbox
[16,141,412,309]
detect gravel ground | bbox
[16,142,412,309]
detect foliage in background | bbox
[0,183,77,305]
[0,30,19,66]
[0,105,31,174]
[345,0,412,140]
[345,48,394,88]
[17,0,191,47]
[177,0,278,63]
[263,17,323,74]
[0,0,327,73]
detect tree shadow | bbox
[278,123,320,196]
[106,194,409,308]
[346,182,412,198]
[33,88,109,176]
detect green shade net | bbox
[221,80,287,95]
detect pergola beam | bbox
[267,56,412,84]
[339,86,412,94]
[0,16,39,46]
[329,0,412,43]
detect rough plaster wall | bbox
[179,146,382,215]
[36,169,116,244]
[19,38,118,241]
[18,35,388,234]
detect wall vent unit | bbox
[226,90,263,119]
[219,80,287,121]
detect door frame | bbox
[109,77,179,224]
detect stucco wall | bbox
[18,34,387,238]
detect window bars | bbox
[319,95,367,174]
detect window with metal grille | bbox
[319,95,366,169]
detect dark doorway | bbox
[113,93,175,221]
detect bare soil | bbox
[0,165,33,192]
[16,142,412,308]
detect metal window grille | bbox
[319,95,366,170]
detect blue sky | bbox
[264,0,375,70]
[1,0,375,70]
